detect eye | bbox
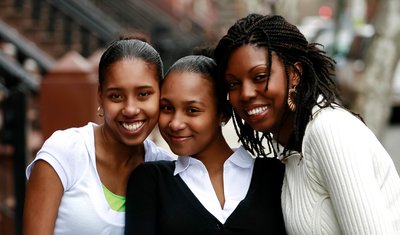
[254,73,268,82]
[109,93,124,101]
[226,80,240,90]
[137,89,155,101]
[187,107,199,113]
[160,104,173,112]
[186,107,202,116]
[138,90,153,97]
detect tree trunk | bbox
[275,0,300,24]
[355,0,400,139]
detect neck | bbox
[193,131,232,209]
[272,112,295,148]
[95,125,145,167]
[194,133,233,173]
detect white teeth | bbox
[247,106,268,115]
[122,122,144,131]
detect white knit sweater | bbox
[279,105,400,235]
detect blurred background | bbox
[0,0,399,234]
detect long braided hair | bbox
[214,14,340,158]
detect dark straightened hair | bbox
[164,54,231,119]
[98,38,163,90]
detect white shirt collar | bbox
[173,145,255,223]
[174,146,254,176]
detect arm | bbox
[125,163,158,235]
[307,109,396,234]
[23,160,63,235]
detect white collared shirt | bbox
[174,146,255,223]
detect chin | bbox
[125,140,146,147]
[171,150,189,156]
[123,135,147,146]
[248,123,269,133]
[170,148,192,156]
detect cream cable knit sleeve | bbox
[299,107,400,234]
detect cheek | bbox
[200,114,221,133]
[228,91,240,107]
[139,99,160,131]
[228,92,246,117]
[157,113,170,131]
[149,106,159,118]
[268,73,287,97]
[145,97,160,117]
[103,104,120,119]
[270,88,288,108]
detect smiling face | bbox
[225,44,297,137]
[158,71,223,157]
[98,58,160,146]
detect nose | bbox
[240,80,257,101]
[122,100,140,116]
[168,113,186,131]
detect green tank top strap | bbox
[102,184,126,212]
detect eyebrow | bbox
[250,64,268,71]
[105,85,155,91]
[225,64,268,76]
[160,97,207,107]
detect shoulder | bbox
[255,157,285,174]
[141,160,176,173]
[128,160,176,190]
[232,145,284,173]
[39,123,95,153]
[305,106,371,145]
[303,107,359,153]
[26,123,94,189]
[302,106,386,176]
[252,157,285,196]
[144,139,176,162]
[314,106,367,130]
[311,106,363,129]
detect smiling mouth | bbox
[122,121,144,131]
[169,135,191,142]
[247,106,268,116]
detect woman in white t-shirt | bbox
[23,37,175,235]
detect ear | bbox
[218,110,231,127]
[290,62,302,87]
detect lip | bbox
[167,134,191,143]
[119,120,145,134]
[244,104,269,122]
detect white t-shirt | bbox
[26,122,175,235]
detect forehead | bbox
[225,45,286,76]
[104,59,159,86]
[161,71,214,98]
[226,45,268,69]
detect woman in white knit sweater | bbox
[214,14,400,234]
